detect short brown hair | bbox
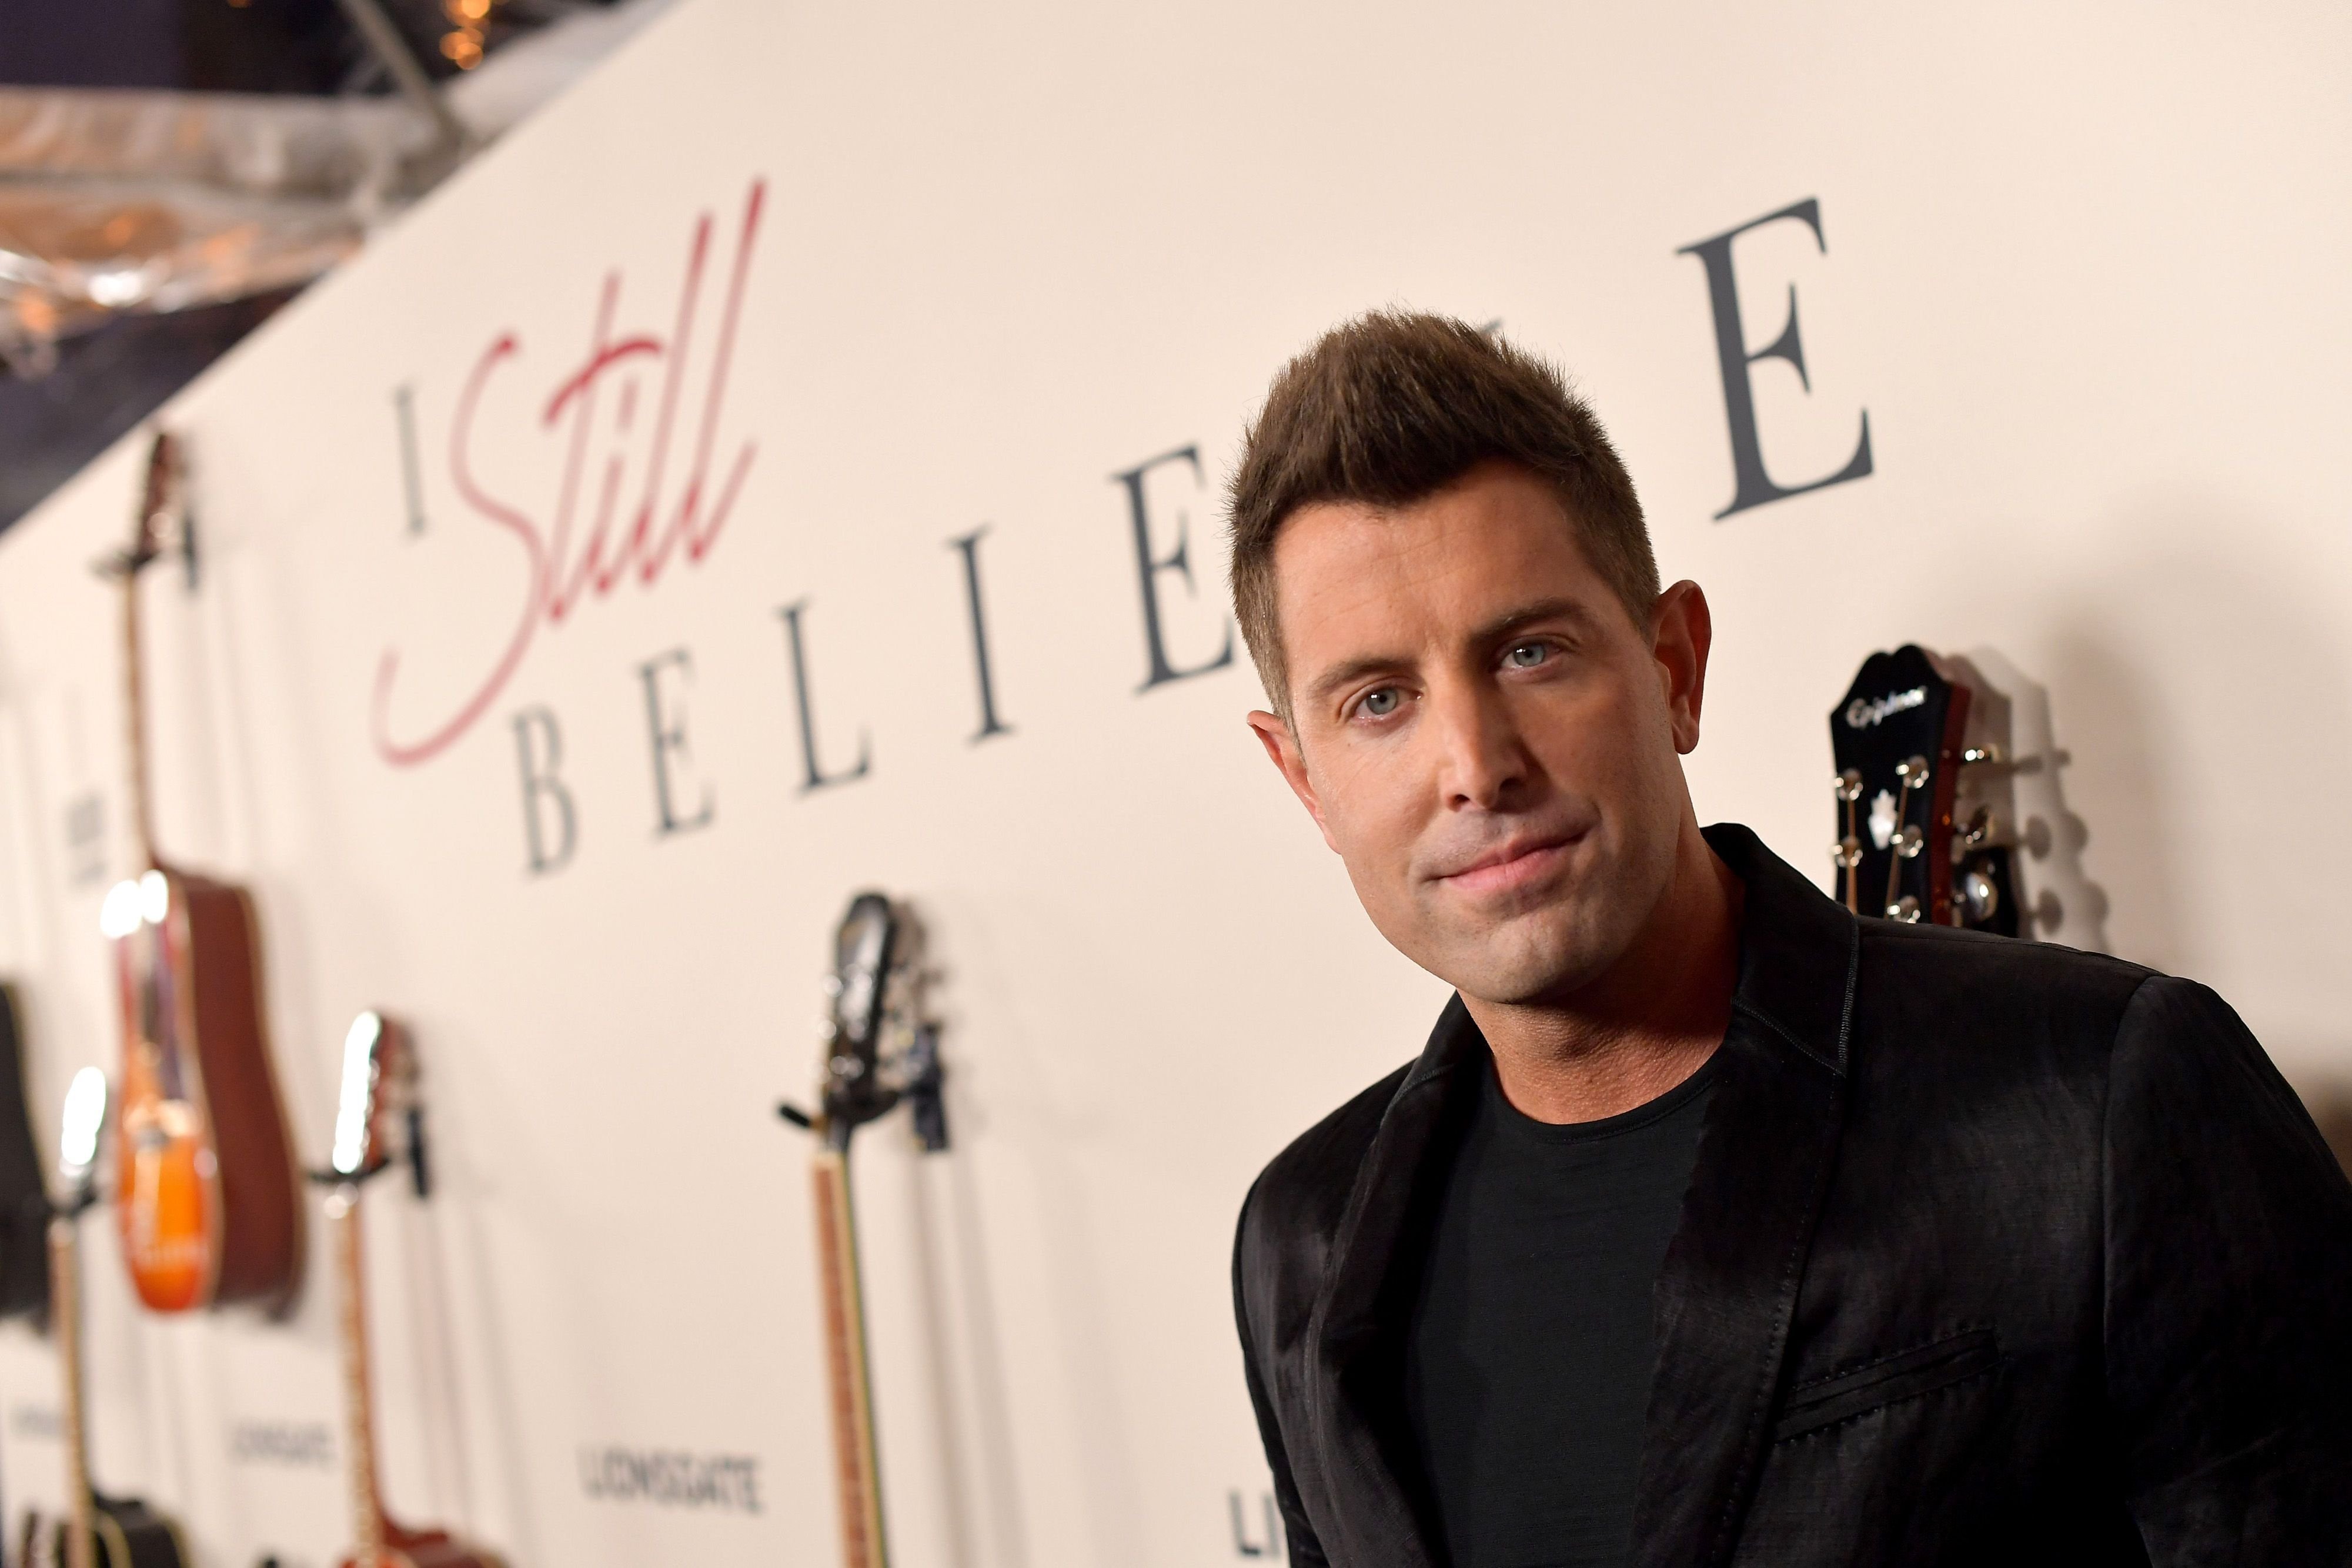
[1226,311,1658,717]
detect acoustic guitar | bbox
[1829,644,2017,933]
[98,431,302,1313]
[320,1011,506,1568]
[21,1067,190,1568]
[778,893,949,1568]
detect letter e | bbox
[1679,198,1873,519]
[637,647,716,835]
[1112,445,1235,691]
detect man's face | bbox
[1248,462,1709,1005]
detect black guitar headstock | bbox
[783,892,950,1155]
[1829,646,2017,934]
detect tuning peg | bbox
[1829,838,1863,870]
[1957,805,1997,848]
[1961,745,2003,766]
[1832,769,1863,803]
[1895,755,1930,788]
[1885,895,1922,923]
[1959,865,2001,926]
[1893,824,1925,860]
[817,1017,838,1042]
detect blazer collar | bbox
[1631,825,1856,1568]
[1305,824,1857,1568]
[1302,994,1479,1568]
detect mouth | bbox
[1435,832,1580,897]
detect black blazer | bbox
[1234,824,2352,1566]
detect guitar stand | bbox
[304,1109,432,1201]
[778,1025,951,1154]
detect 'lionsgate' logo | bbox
[1844,686,1927,730]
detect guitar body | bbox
[112,865,301,1313]
[339,1522,509,1568]
[24,1496,191,1568]
[0,986,53,1319]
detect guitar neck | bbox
[49,1215,98,1568]
[810,1146,887,1568]
[120,549,156,871]
[329,1186,389,1560]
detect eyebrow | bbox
[1466,596,1598,648]
[1299,596,1601,710]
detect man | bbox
[1226,311,2352,1567]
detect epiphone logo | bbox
[577,1445,763,1512]
[1844,685,1926,730]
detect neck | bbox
[50,1211,97,1568]
[122,558,156,870]
[330,1185,387,1559]
[1464,814,1741,1124]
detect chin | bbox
[1424,903,1619,1008]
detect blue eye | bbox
[1505,643,1550,669]
[1361,687,1401,717]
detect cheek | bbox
[1308,737,1428,867]
[1527,673,1654,785]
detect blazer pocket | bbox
[1771,1328,2002,1442]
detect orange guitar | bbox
[322,1011,505,1568]
[98,431,302,1313]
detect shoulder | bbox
[1833,919,2166,1155]
[1238,1061,1415,1266]
[1853,916,2157,1055]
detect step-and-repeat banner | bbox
[0,2,2346,1562]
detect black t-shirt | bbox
[1402,1050,1719,1568]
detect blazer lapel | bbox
[1304,997,1481,1568]
[1632,826,1859,1568]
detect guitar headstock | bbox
[329,1011,410,1179]
[105,430,183,582]
[56,1068,108,1197]
[799,891,947,1154]
[1829,645,2017,932]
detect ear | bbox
[1649,580,1713,755]
[1245,710,1342,853]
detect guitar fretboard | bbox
[811,1148,887,1568]
[49,1215,97,1568]
[329,1186,389,1564]
[119,437,171,873]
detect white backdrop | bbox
[0,2,2347,1563]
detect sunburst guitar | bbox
[99,431,302,1313]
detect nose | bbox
[1429,675,1530,811]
